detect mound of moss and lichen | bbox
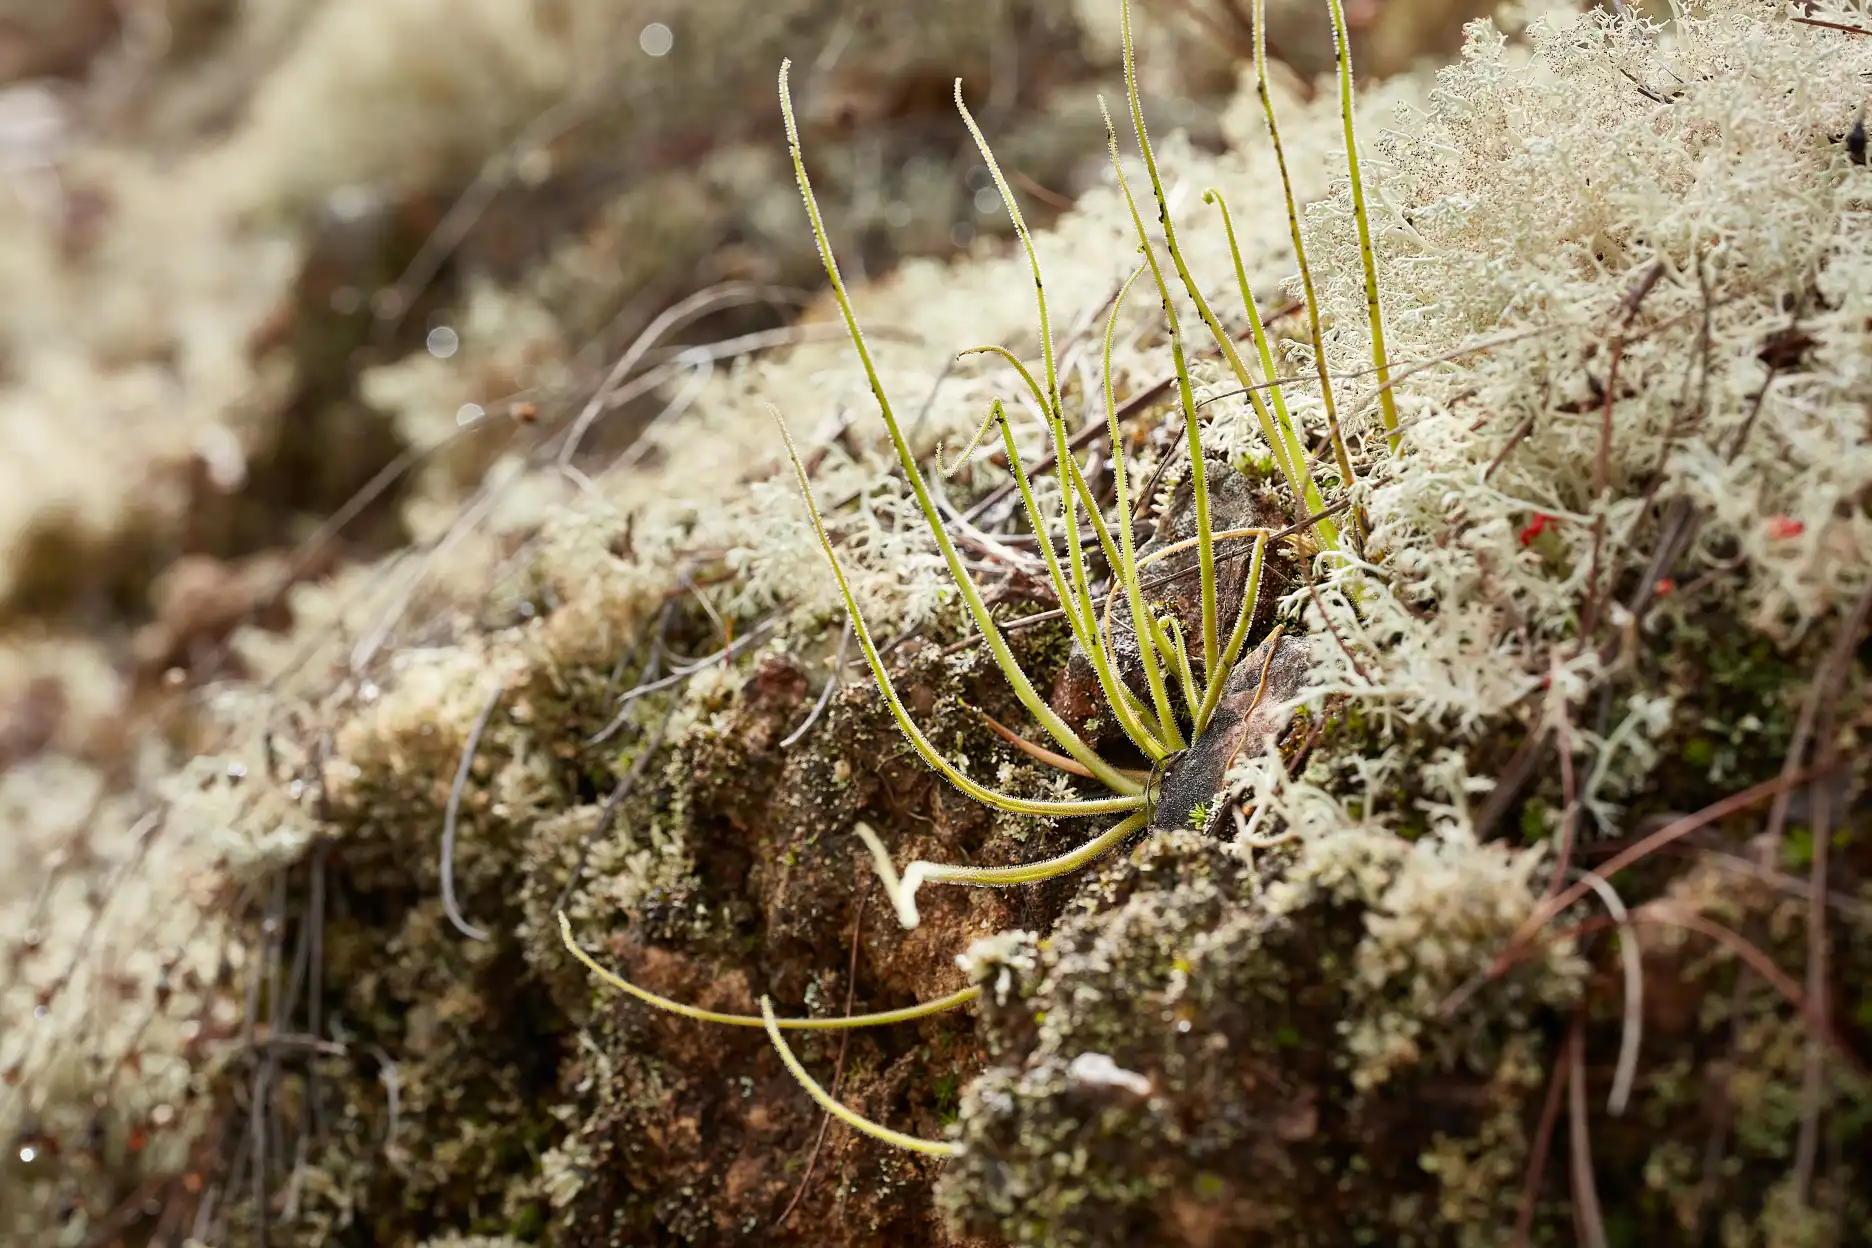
[121,60,1363,1241]
[968,3,1872,1241]
[235,3,1871,1241]
[941,827,1586,1245]
[4,3,1254,1240]
[11,0,1872,1244]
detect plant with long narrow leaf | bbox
[561,0,1398,1158]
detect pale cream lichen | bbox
[11,0,1867,1241]
[1295,1,1872,727]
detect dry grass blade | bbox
[1503,765,1835,970]
[1570,871,1642,1116]
[441,682,503,941]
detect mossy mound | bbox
[9,0,1869,1244]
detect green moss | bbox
[939,828,1587,1245]
[1518,798,1552,845]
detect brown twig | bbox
[1507,765,1828,966]
[1793,759,1833,1204]
[1612,61,1674,105]
[979,707,1102,779]
[1483,409,1541,482]
[1481,904,1869,1082]
[1573,839,1872,921]
[1759,582,1872,1203]
[1475,724,1552,839]
[1006,166,1075,213]
[1791,13,1870,33]
[1692,958,1753,1239]
[1788,583,1872,1201]
[1514,1024,1571,1245]
[773,894,869,1229]
[1445,764,1835,1018]
[1639,906,1858,1069]
[1580,261,1667,640]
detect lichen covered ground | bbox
[6,0,1872,1244]
[0,2,1219,1240]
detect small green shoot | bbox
[1251,0,1356,493]
[1325,0,1402,452]
[858,814,1152,930]
[775,59,1139,798]
[761,997,962,1157]
[557,911,980,1029]
[1115,0,1340,561]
